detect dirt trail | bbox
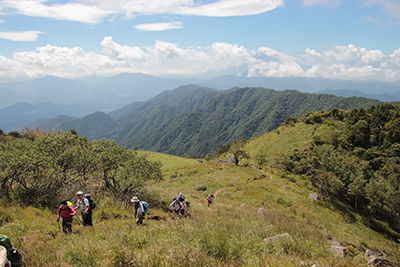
[203,186,232,211]
[213,186,232,198]
[253,165,273,180]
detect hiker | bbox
[170,198,184,216]
[74,191,93,226]
[0,235,25,267]
[207,193,215,207]
[131,196,145,225]
[175,192,190,212]
[57,199,76,233]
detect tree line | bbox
[280,103,400,233]
[0,128,163,208]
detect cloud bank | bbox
[0,0,285,24]
[1,38,400,83]
[0,30,43,41]
[134,21,184,31]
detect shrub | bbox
[195,185,207,191]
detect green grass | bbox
[1,127,400,266]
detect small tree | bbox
[202,153,214,161]
[255,152,267,166]
[314,171,343,204]
[230,149,250,165]
[217,144,230,156]
[282,116,297,126]
[8,131,21,138]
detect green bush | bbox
[195,185,207,191]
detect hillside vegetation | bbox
[1,103,400,266]
[32,86,384,158]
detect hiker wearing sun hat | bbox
[74,191,93,226]
[131,196,145,225]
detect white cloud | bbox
[302,0,341,8]
[0,54,35,82]
[360,0,400,23]
[1,0,114,23]
[0,0,284,24]
[304,44,386,65]
[100,36,148,61]
[301,44,400,80]
[247,61,305,77]
[0,30,43,41]
[134,21,184,31]
[11,44,125,79]
[1,39,400,83]
[179,0,285,17]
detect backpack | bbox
[141,201,149,214]
[84,194,96,210]
[0,234,24,266]
[0,234,12,250]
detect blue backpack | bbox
[141,201,149,214]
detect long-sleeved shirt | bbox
[57,205,76,221]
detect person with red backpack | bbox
[57,199,76,233]
[206,193,215,207]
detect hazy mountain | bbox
[314,89,396,102]
[0,73,202,108]
[0,73,204,132]
[28,115,78,132]
[200,75,400,95]
[49,111,118,141]
[91,73,202,104]
[0,75,94,106]
[3,73,399,134]
[0,102,101,133]
[33,85,219,141]
[0,89,31,109]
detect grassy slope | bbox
[1,125,399,266]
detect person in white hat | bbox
[74,191,93,226]
[131,196,144,225]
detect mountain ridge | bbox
[31,87,384,157]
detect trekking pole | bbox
[75,214,82,224]
[57,220,61,232]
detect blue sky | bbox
[0,0,400,83]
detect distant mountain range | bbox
[200,75,400,95]
[29,86,383,157]
[0,73,201,108]
[1,72,400,133]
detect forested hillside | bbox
[131,88,383,156]
[242,103,400,236]
[31,86,383,157]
